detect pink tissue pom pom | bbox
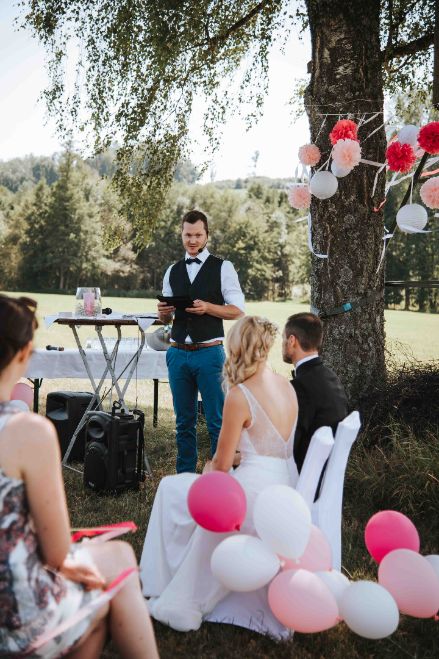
[420,177,439,209]
[298,144,321,167]
[332,138,361,169]
[288,185,311,209]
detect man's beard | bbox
[282,350,292,364]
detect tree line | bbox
[0,150,436,310]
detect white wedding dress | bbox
[139,382,298,638]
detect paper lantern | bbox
[339,581,399,639]
[310,171,338,200]
[330,161,352,178]
[396,204,428,233]
[210,535,280,591]
[398,125,419,147]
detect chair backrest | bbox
[312,410,361,570]
[296,426,334,509]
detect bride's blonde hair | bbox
[223,316,278,387]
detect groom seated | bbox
[282,312,349,472]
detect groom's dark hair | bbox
[284,313,323,351]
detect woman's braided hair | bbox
[223,316,278,387]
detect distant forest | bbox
[0,150,436,310]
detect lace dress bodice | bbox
[237,383,296,460]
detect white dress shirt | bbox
[163,248,245,343]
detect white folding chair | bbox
[311,411,361,570]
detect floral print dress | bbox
[0,403,99,658]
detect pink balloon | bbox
[282,525,332,572]
[187,472,246,532]
[365,510,420,563]
[10,382,33,409]
[268,569,339,633]
[378,549,439,618]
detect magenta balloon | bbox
[268,569,339,633]
[378,549,439,618]
[10,382,33,408]
[365,510,420,563]
[187,472,247,532]
[282,525,332,572]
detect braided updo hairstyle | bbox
[223,316,278,387]
[0,295,38,374]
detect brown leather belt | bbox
[171,340,223,351]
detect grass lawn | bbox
[3,292,439,657]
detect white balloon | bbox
[398,124,419,147]
[210,534,280,591]
[253,485,311,559]
[396,203,428,233]
[316,570,350,609]
[425,555,439,582]
[330,161,352,178]
[310,171,338,199]
[339,581,399,640]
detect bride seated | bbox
[140,315,299,635]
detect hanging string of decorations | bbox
[287,117,439,260]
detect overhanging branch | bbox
[196,0,276,49]
[383,32,434,63]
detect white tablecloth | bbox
[26,348,168,380]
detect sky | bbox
[0,3,311,181]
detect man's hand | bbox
[60,556,106,591]
[186,299,210,315]
[158,300,175,323]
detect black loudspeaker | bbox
[46,391,95,461]
[83,406,145,493]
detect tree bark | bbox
[305,0,386,404]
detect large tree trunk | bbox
[305,0,386,404]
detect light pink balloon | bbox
[365,510,420,563]
[378,549,439,618]
[187,472,246,532]
[10,382,33,409]
[268,569,339,633]
[281,525,332,572]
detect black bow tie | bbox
[186,258,202,265]
[291,370,296,380]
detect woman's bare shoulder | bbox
[7,412,57,448]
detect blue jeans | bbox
[166,344,225,473]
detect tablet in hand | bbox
[157,295,194,310]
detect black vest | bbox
[169,255,225,343]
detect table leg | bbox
[28,378,43,413]
[153,379,158,427]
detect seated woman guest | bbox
[0,294,159,659]
[140,316,299,636]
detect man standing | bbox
[282,312,349,472]
[158,210,245,473]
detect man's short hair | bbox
[284,312,323,351]
[181,210,208,235]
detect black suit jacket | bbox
[291,357,349,473]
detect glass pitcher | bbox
[75,287,102,317]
